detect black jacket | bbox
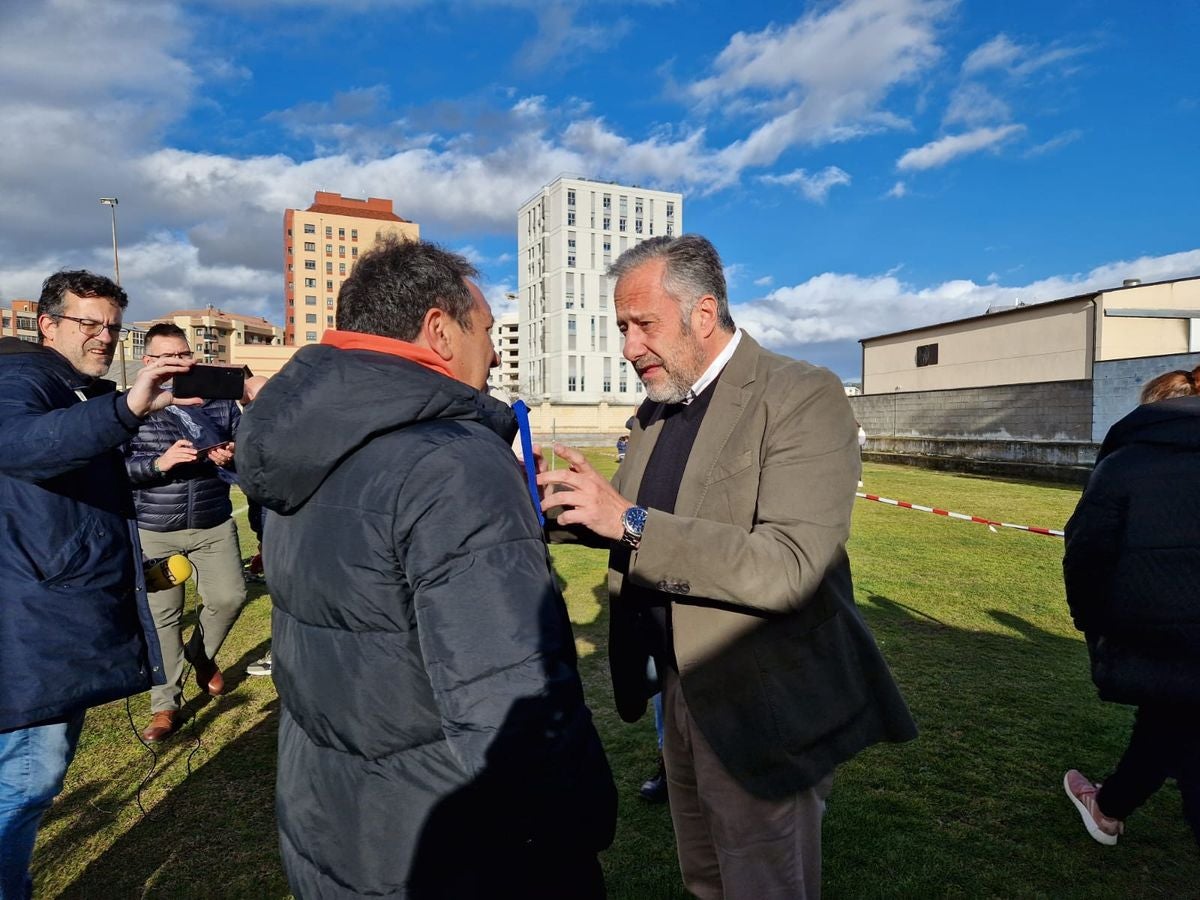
[237,343,615,898]
[1064,395,1200,705]
[0,338,164,731]
[124,400,240,532]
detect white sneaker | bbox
[247,652,272,677]
[1064,769,1123,845]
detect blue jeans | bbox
[0,712,85,900]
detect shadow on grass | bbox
[40,638,286,899]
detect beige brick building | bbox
[283,191,420,346]
[134,306,283,365]
[1,299,39,343]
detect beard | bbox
[635,334,705,404]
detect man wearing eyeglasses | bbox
[0,270,199,896]
[124,323,247,744]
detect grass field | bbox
[33,459,1200,898]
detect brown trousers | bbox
[662,666,834,899]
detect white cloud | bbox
[886,180,908,198]
[943,82,1010,126]
[896,123,1024,171]
[963,33,1090,79]
[753,275,774,287]
[685,0,951,166]
[733,248,1200,352]
[1025,128,1083,157]
[759,166,851,202]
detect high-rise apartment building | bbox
[517,176,682,402]
[489,311,520,396]
[283,191,419,345]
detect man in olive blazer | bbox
[541,234,915,899]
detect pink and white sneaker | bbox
[1064,769,1124,845]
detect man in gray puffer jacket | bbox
[237,238,616,899]
[125,323,247,742]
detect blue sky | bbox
[1,0,1197,379]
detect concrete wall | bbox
[1091,350,1200,441]
[861,299,1093,394]
[526,400,639,437]
[849,380,1093,442]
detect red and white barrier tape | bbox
[856,492,1065,538]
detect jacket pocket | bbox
[39,516,115,589]
[753,612,869,752]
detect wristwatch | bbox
[620,505,648,549]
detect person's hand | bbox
[206,442,235,467]
[242,375,268,405]
[536,443,631,540]
[157,439,198,473]
[126,357,200,417]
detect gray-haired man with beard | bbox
[540,234,916,898]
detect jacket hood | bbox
[1097,395,1200,463]
[238,344,517,514]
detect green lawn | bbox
[33,460,1200,897]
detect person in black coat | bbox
[237,238,615,898]
[1063,366,1200,847]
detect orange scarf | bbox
[321,330,455,381]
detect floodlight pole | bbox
[99,197,126,385]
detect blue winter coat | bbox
[0,338,164,732]
[124,400,240,532]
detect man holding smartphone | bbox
[0,270,195,896]
[124,324,247,743]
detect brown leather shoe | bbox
[192,654,225,696]
[142,710,179,743]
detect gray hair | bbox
[607,234,735,331]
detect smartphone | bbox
[172,365,245,400]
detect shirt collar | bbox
[681,329,741,406]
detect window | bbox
[305,295,317,305]
[339,263,347,275]
[602,195,611,209]
[567,237,576,248]
[306,331,317,341]
[916,343,939,367]
[568,316,576,350]
[326,280,334,291]
[351,247,358,258]
[304,278,317,288]
[339,246,346,257]
[599,317,608,351]
[567,254,575,268]
[603,216,611,230]
[567,189,576,205]
[568,356,577,392]
[567,211,575,226]
[603,357,612,392]
[325,226,332,238]
[16,315,37,331]
[666,224,674,237]
[351,228,358,241]
[619,360,628,392]
[666,202,675,218]
[289,316,295,324]
[635,220,643,234]
[590,317,597,350]
[619,217,626,232]
[304,260,316,270]
[326,262,333,274]
[635,200,643,216]
[338,228,345,239]
[326,315,334,325]
[305,313,317,324]
[326,244,333,255]
[304,223,315,234]
[303,242,316,252]
[327,297,335,308]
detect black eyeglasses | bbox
[145,351,195,360]
[54,314,130,339]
